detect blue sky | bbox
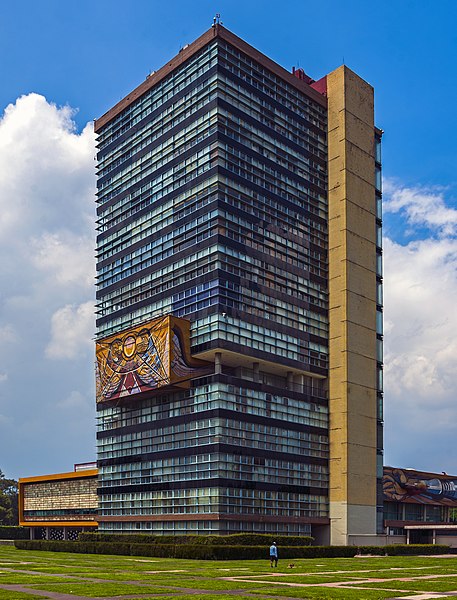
[2,0,456,188]
[1,0,456,479]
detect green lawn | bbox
[2,545,457,599]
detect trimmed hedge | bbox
[16,540,353,559]
[78,532,313,546]
[0,526,29,540]
[128,544,341,560]
[15,540,131,555]
[356,545,388,556]
[384,544,452,556]
[14,539,454,559]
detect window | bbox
[404,503,423,521]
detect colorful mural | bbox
[96,316,210,404]
[383,467,457,506]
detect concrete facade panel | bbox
[346,352,376,388]
[344,111,375,156]
[345,176,377,216]
[343,68,374,126]
[345,231,376,271]
[346,265,377,302]
[346,293,377,331]
[346,321,377,358]
[345,142,375,187]
[344,201,376,242]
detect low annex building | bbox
[18,463,98,540]
[383,466,457,546]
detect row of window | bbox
[97,416,328,461]
[24,509,97,517]
[217,71,326,158]
[97,85,218,221]
[96,243,218,336]
[385,502,446,523]
[193,313,328,367]
[100,519,312,534]
[97,42,218,149]
[97,209,217,285]
[99,141,215,228]
[98,111,215,237]
[97,271,329,370]
[218,40,326,127]
[98,486,328,518]
[99,453,328,488]
[97,381,328,432]
[97,253,327,333]
[220,179,327,245]
[218,241,327,304]
[219,259,328,321]
[98,106,217,203]
[218,111,324,186]
[174,285,328,339]
[221,215,327,277]
[97,179,218,262]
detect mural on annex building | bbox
[383,467,457,506]
[96,315,210,404]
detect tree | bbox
[0,470,18,526]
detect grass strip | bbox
[0,592,48,600]
[0,574,79,584]
[29,581,181,596]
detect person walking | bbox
[269,541,278,567]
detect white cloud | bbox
[0,373,7,383]
[0,93,95,242]
[56,390,91,411]
[383,178,457,237]
[0,93,96,338]
[0,94,97,477]
[384,240,457,399]
[46,301,94,360]
[383,181,457,472]
[0,325,17,343]
[31,231,94,288]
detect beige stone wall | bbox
[327,66,378,545]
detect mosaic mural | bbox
[23,478,98,522]
[383,467,457,506]
[96,315,210,404]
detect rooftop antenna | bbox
[213,13,223,26]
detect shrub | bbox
[357,545,387,556]
[294,546,358,558]
[77,532,313,547]
[79,532,165,545]
[18,540,450,560]
[385,544,451,556]
[15,540,97,553]
[15,540,344,559]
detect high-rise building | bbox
[94,23,383,545]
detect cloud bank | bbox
[0,94,96,478]
[383,180,457,472]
